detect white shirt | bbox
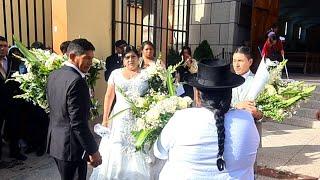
[1,56,8,73]
[64,61,86,78]
[241,70,251,79]
[154,107,260,180]
[231,71,255,106]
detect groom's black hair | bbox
[67,38,95,56]
[199,88,232,171]
[234,46,252,59]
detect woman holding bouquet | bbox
[154,59,260,179]
[90,46,150,180]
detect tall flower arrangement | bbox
[10,36,104,120]
[122,55,192,151]
[254,59,316,121]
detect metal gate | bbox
[0,0,52,48]
[112,0,190,61]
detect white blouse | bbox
[154,107,260,180]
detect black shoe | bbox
[24,146,36,154]
[10,153,27,161]
[36,149,45,156]
[0,161,9,169]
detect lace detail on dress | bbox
[90,68,150,180]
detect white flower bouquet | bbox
[122,56,192,151]
[251,58,316,122]
[10,36,104,120]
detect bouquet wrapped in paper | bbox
[246,58,278,100]
[9,36,104,120]
[247,57,316,121]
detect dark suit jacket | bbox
[46,65,98,161]
[0,56,22,110]
[104,53,122,81]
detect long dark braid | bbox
[199,88,232,171]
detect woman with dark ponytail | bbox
[153,59,260,179]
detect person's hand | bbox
[102,120,109,127]
[235,101,263,120]
[88,151,102,167]
[185,56,192,66]
[316,110,320,121]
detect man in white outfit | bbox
[231,46,263,120]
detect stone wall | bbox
[189,0,245,56]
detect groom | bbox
[47,38,102,180]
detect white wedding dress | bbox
[90,68,150,180]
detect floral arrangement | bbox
[256,60,316,122]
[10,36,104,120]
[122,55,192,151]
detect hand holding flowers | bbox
[255,59,316,121]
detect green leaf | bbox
[108,108,129,122]
[13,35,38,63]
[166,71,175,96]
[133,129,153,151]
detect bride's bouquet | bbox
[123,55,192,151]
[9,36,104,120]
[247,58,316,122]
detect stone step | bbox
[310,92,320,101]
[303,83,320,93]
[314,85,320,93]
[299,99,320,109]
[294,107,318,119]
[282,116,320,129]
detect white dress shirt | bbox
[64,61,86,78]
[1,56,8,73]
[154,107,260,180]
[231,70,255,106]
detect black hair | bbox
[60,41,71,54]
[141,40,155,50]
[31,41,45,50]
[67,38,95,56]
[0,36,7,42]
[115,40,127,47]
[179,46,192,57]
[199,88,232,171]
[234,46,252,59]
[271,23,278,29]
[123,45,139,57]
[8,47,23,57]
[269,34,277,41]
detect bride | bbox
[90,45,150,180]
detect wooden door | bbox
[250,0,280,71]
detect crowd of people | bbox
[0,36,51,163]
[1,35,262,179]
[84,39,261,179]
[1,23,318,179]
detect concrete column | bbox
[51,0,112,105]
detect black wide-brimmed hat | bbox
[186,58,245,89]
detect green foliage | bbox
[193,40,214,61]
[166,47,180,66]
[256,60,316,122]
[11,37,104,120]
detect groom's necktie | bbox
[0,60,6,80]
